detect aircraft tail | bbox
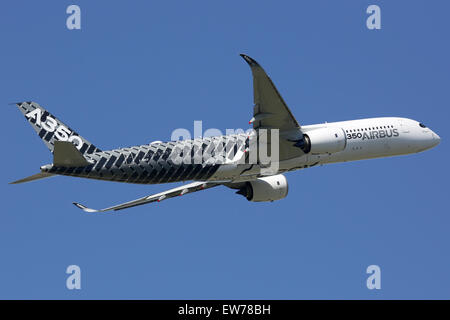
[14,101,101,155]
[9,139,92,185]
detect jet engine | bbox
[299,127,346,154]
[236,174,288,202]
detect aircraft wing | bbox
[241,54,305,160]
[241,54,301,132]
[73,181,220,213]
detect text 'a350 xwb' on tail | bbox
[9,55,440,212]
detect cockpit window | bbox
[419,123,427,128]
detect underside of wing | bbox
[73,181,220,213]
[241,54,305,160]
[241,54,301,132]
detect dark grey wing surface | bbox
[241,54,301,131]
[240,54,305,160]
[73,181,220,213]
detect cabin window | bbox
[419,123,427,128]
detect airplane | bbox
[9,54,440,212]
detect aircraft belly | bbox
[279,155,309,171]
[52,158,221,185]
[209,164,244,181]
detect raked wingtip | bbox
[72,202,100,213]
[239,53,260,67]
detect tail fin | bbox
[14,101,101,155]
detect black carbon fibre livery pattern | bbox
[16,101,250,185]
[16,102,101,155]
[46,135,248,184]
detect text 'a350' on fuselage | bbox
[9,54,440,213]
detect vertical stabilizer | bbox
[14,101,101,155]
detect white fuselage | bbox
[283,117,439,168]
[212,117,440,182]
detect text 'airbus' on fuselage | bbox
[10,54,440,212]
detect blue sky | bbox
[0,1,449,299]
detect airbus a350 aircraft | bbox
[10,54,440,212]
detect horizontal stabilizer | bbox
[54,141,90,167]
[9,172,55,184]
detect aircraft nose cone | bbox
[416,129,440,152]
[432,132,441,146]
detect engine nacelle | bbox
[301,127,346,154]
[236,174,288,202]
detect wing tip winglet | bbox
[73,202,99,213]
[239,53,260,67]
